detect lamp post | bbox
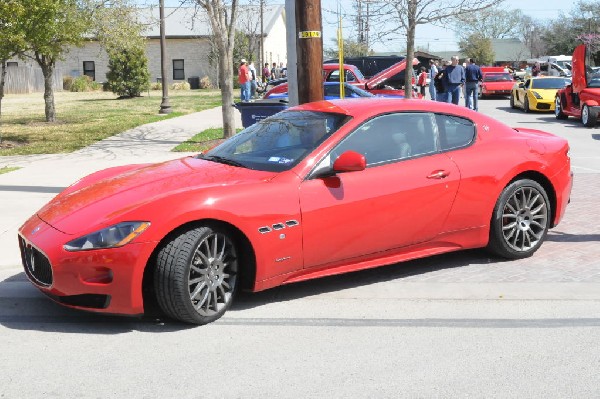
[159,0,172,114]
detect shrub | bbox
[170,81,191,90]
[150,82,162,90]
[69,75,102,92]
[63,76,74,91]
[199,76,213,89]
[106,43,151,98]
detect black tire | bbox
[523,96,530,113]
[510,94,516,109]
[487,179,550,259]
[555,96,568,120]
[582,104,598,127]
[154,225,239,325]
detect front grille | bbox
[56,294,110,309]
[19,236,53,287]
[538,103,551,110]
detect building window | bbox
[173,59,185,80]
[6,62,18,67]
[83,61,95,81]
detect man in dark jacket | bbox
[442,55,466,105]
[464,58,483,111]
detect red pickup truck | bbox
[479,67,515,98]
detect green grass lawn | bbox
[0,89,223,156]
[172,127,242,152]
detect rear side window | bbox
[436,115,475,151]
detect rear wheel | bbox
[154,225,239,325]
[582,104,598,127]
[555,96,568,120]
[487,179,550,259]
[510,94,516,109]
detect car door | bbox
[516,79,530,106]
[298,112,460,269]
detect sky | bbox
[155,0,574,53]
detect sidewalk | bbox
[0,106,242,268]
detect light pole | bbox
[159,0,172,114]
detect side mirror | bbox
[333,150,366,173]
[518,82,524,88]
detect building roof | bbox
[491,38,531,62]
[140,5,285,38]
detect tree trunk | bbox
[35,52,57,122]
[404,0,417,99]
[0,60,6,118]
[218,43,236,138]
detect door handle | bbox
[427,170,450,179]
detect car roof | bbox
[290,98,466,116]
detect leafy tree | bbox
[0,0,27,118]
[193,0,239,139]
[20,0,90,122]
[459,33,495,65]
[324,38,373,59]
[368,0,503,98]
[454,5,524,41]
[94,1,151,97]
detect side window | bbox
[524,79,531,89]
[332,113,437,166]
[436,114,475,151]
[324,85,340,97]
[345,71,357,82]
[327,70,340,82]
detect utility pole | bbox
[159,0,172,114]
[295,0,323,104]
[259,0,264,74]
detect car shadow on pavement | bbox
[546,231,600,242]
[233,249,497,311]
[593,134,600,140]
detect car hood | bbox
[365,58,419,90]
[37,157,277,234]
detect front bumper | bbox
[18,215,156,315]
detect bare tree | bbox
[194,0,238,139]
[369,0,504,98]
[453,5,524,41]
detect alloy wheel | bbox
[500,186,548,252]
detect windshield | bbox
[483,73,512,82]
[202,111,350,172]
[531,78,569,89]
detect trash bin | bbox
[188,76,200,89]
[233,99,289,128]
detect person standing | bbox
[464,58,483,111]
[434,60,450,102]
[428,59,438,100]
[238,59,251,102]
[262,62,271,83]
[417,66,427,97]
[443,55,465,105]
[248,61,257,99]
[532,62,541,77]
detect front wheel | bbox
[487,179,550,259]
[523,96,530,113]
[555,96,568,120]
[582,104,598,127]
[154,225,239,325]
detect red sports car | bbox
[19,99,572,325]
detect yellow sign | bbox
[298,31,321,39]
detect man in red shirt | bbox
[238,59,251,102]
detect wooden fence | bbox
[4,66,63,94]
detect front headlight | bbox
[64,221,151,251]
[532,91,543,99]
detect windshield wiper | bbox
[201,155,246,168]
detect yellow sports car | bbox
[510,77,571,112]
